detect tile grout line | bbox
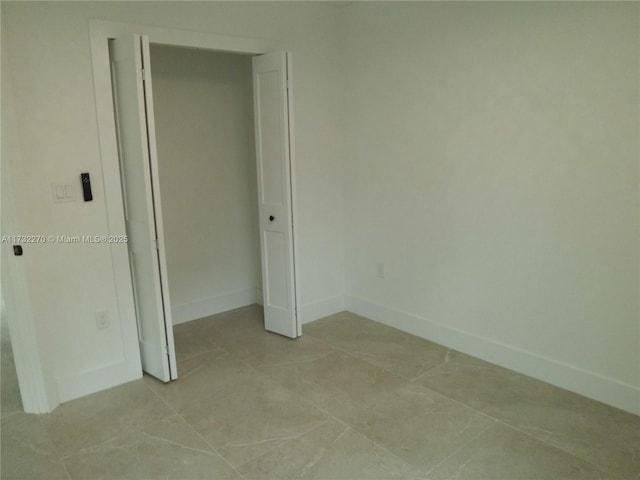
[55,416,172,462]
[303,328,619,478]
[406,349,460,383]
[483,417,617,478]
[310,403,432,477]
[35,413,73,480]
[302,332,386,366]
[233,355,426,477]
[299,332,500,476]
[178,352,234,382]
[298,424,351,479]
[308,321,635,475]
[139,430,222,457]
[249,350,337,369]
[180,314,627,479]
[226,420,334,475]
[304,330,444,384]
[188,431,251,478]
[421,420,497,478]
[408,373,620,477]
[404,369,621,477]
[54,382,180,463]
[142,370,248,480]
[175,320,280,479]
[333,418,434,478]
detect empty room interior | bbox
[1,1,639,479]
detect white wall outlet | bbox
[95,311,110,330]
[375,262,385,279]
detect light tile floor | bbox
[2,305,639,479]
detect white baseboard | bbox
[300,295,345,324]
[172,288,261,325]
[345,294,640,416]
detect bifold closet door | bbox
[110,33,177,381]
[252,52,299,339]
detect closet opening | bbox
[107,30,299,384]
[149,44,266,370]
[150,44,262,367]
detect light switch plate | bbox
[52,183,75,203]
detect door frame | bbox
[2,49,60,413]
[89,21,303,377]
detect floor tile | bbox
[259,350,408,419]
[238,419,424,479]
[62,416,239,480]
[172,320,221,363]
[304,311,458,380]
[144,353,260,413]
[6,306,637,480]
[262,350,493,472]
[1,413,69,480]
[41,379,174,458]
[344,382,494,472]
[174,345,229,379]
[205,306,337,367]
[140,414,214,453]
[147,354,328,468]
[416,354,640,479]
[185,304,263,342]
[187,386,327,468]
[426,423,611,480]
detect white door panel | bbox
[110,34,177,381]
[253,52,299,338]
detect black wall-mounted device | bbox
[81,172,93,202]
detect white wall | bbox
[342,2,640,414]
[1,1,345,406]
[150,46,261,324]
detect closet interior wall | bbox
[150,45,261,325]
